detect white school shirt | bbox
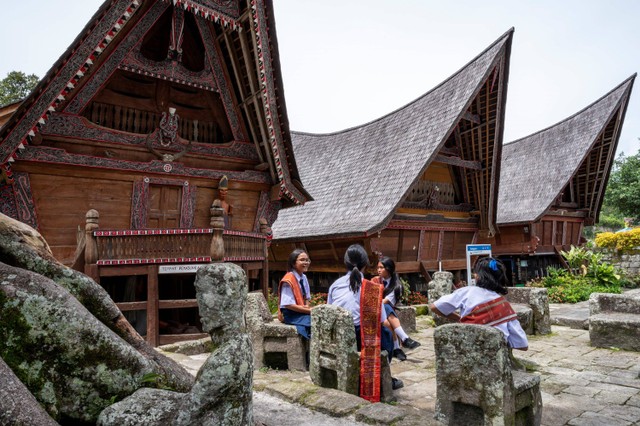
[382,279,397,306]
[279,271,310,308]
[327,273,387,327]
[433,286,528,349]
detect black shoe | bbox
[402,337,421,349]
[392,377,404,390]
[393,348,407,361]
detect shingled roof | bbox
[273,29,513,241]
[498,75,636,225]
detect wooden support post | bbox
[259,218,272,299]
[210,199,225,261]
[147,265,159,347]
[84,209,100,282]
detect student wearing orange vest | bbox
[278,249,312,339]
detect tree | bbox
[0,71,39,106]
[602,147,640,223]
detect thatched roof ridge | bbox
[497,75,636,225]
[272,29,513,241]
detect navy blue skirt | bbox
[281,308,311,340]
[383,304,396,318]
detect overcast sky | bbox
[2,0,638,156]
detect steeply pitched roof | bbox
[498,75,636,225]
[0,0,310,204]
[273,30,513,241]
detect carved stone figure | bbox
[98,263,254,426]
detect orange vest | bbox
[277,272,305,322]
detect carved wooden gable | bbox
[0,0,309,206]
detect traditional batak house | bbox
[0,0,311,345]
[270,30,514,288]
[479,76,636,284]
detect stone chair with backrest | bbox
[434,323,542,426]
[244,291,307,371]
[309,304,394,402]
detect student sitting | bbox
[372,256,421,361]
[430,257,528,351]
[328,244,404,400]
[278,249,312,340]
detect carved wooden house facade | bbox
[270,30,513,285]
[0,0,311,345]
[478,76,635,283]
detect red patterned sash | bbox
[461,296,517,327]
[359,279,383,403]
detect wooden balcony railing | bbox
[80,205,270,291]
[92,228,266,265]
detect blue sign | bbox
[466,244,492,255]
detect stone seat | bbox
[434,323,542,425]
[505,287,551,335]
[394,305,416,333]
[512,303,534,335]
[589,292,640,351]
[245,292,307,371]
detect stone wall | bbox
[600,251,640,277]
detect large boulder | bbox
[0,213,193,389]
[0,262,160,422]
[0,213,194,423]
[0,356,58,426]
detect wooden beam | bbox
[434,154,482,170]
[146,265,159,347]
[462,111,481,124]
[158,299,199,309]
[419,261,432,283]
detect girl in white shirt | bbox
[430,257,528,350]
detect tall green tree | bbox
[602,147,640,223]
[0,71,39,105]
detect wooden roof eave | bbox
[486,34,512,236]
[250,0,312,206]
[390,32,512,236]
[0,0,116,166]
[528,83,634,227]
[591,79,635,223]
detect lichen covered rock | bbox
[0,262,156,422]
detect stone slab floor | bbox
[166,316,640,425]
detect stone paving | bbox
[164,311,640,425]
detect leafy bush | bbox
[400,278,411,304]
[596,214,625,230]
[594,232,617,250]
[529,275,621,303]
[594,228,640,253]
[615,228,640,251]
[528,246,623,303]
[406,291,428,305]
[266,291,279,314]
[309,292,327,306]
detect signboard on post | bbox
[466,244,492,285]
[158,264,207,274]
